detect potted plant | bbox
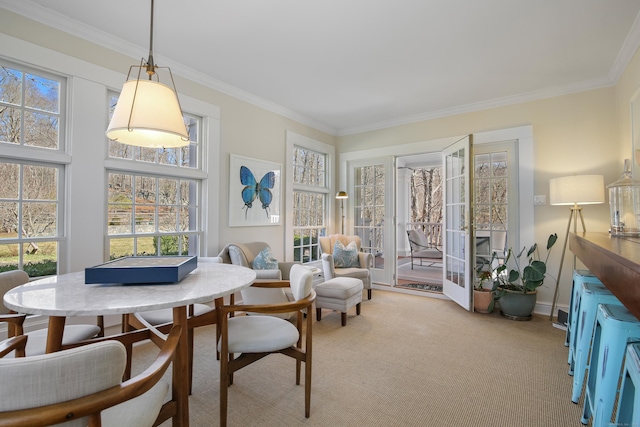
[490,233,558,320]
[473,265,495,313]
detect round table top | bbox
[3,262,256,317]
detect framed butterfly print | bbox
[229,154,281,227]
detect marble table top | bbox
[4,262,256,317]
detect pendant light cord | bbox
[146,0,156,78]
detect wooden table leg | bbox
[45,316,65,353]
[172,306,189,427]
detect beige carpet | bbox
[131,290,586,426]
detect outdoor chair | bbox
[319,234,373,300]
[217,264,316,427]
[407,229,443,269]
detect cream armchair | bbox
[319,234,373,300]
[218,242,298,316]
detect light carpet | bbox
[130,289,585,426]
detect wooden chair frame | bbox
[217,280,316,427]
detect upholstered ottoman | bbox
[315,277,363,326]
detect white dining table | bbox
[3,261,256,427]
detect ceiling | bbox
[4,0,640,136]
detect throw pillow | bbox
[333,240,360,268]
[251,246,279,270]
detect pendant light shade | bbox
[106,79,189,148]
[105,0,189,148]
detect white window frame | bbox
[285,131,335,263]
[0,60,69,275]
[104,95,207,260]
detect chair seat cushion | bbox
[219,315,299,354]
[413,249,442,259]
[315,278,363,299]
[335,268,369,279]
[139,303,212,325]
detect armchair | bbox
[218,242,298,316]
[0,325,181,427]
[0,270,101,357]
[319,234,373,300]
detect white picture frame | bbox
[228,154,281,227]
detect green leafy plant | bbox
[474,233,557,313]
[492,233,558,298]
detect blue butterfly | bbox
[240,166,275,218]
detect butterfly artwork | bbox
[240,165,275,219]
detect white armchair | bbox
[319,234,373,300]
[0,325,181,427]
[218,242,299,317]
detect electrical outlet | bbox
[534,195,546,206]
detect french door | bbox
[349,157,395,285]
[442,135,473,310]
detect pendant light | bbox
[106,0,189,148]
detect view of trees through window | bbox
[410,167,443,224]
[0,64,63,276]
[292,146,326,262]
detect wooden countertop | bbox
[569,232,640,319]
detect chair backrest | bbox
[0,326,180,427]
[0,340,126,427]
[319,234,362,255]
[219,242,270,267]
[289,264,313,301]
[407,229,430,250]
[0,270,29,314]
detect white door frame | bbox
[338,125,534,290]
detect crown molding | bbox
[337,77,615,136]
[609,9,640,82]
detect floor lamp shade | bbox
[549,175,605,206]
[106,80,190,148]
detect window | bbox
[0,62,66,276]
[0,64,64,150]
[474,149,510,266]
[292,146,328,263]
[106,92,203,259]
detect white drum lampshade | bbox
[106,79,189,148]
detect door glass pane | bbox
[354,164,384,268]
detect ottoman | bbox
[315,277,363,326]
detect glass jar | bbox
[608,159,640,236]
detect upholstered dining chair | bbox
[319,234,374,299]
[0,270,102,357]
[217,264,316,427]
[0,325,181,427]
[124,256,221,392]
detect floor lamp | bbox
[336,191,348,234]
[548,175,605,320]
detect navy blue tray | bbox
[85,256,197,284]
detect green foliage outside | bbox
[0,260,57,277]
[153,235,188,256]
